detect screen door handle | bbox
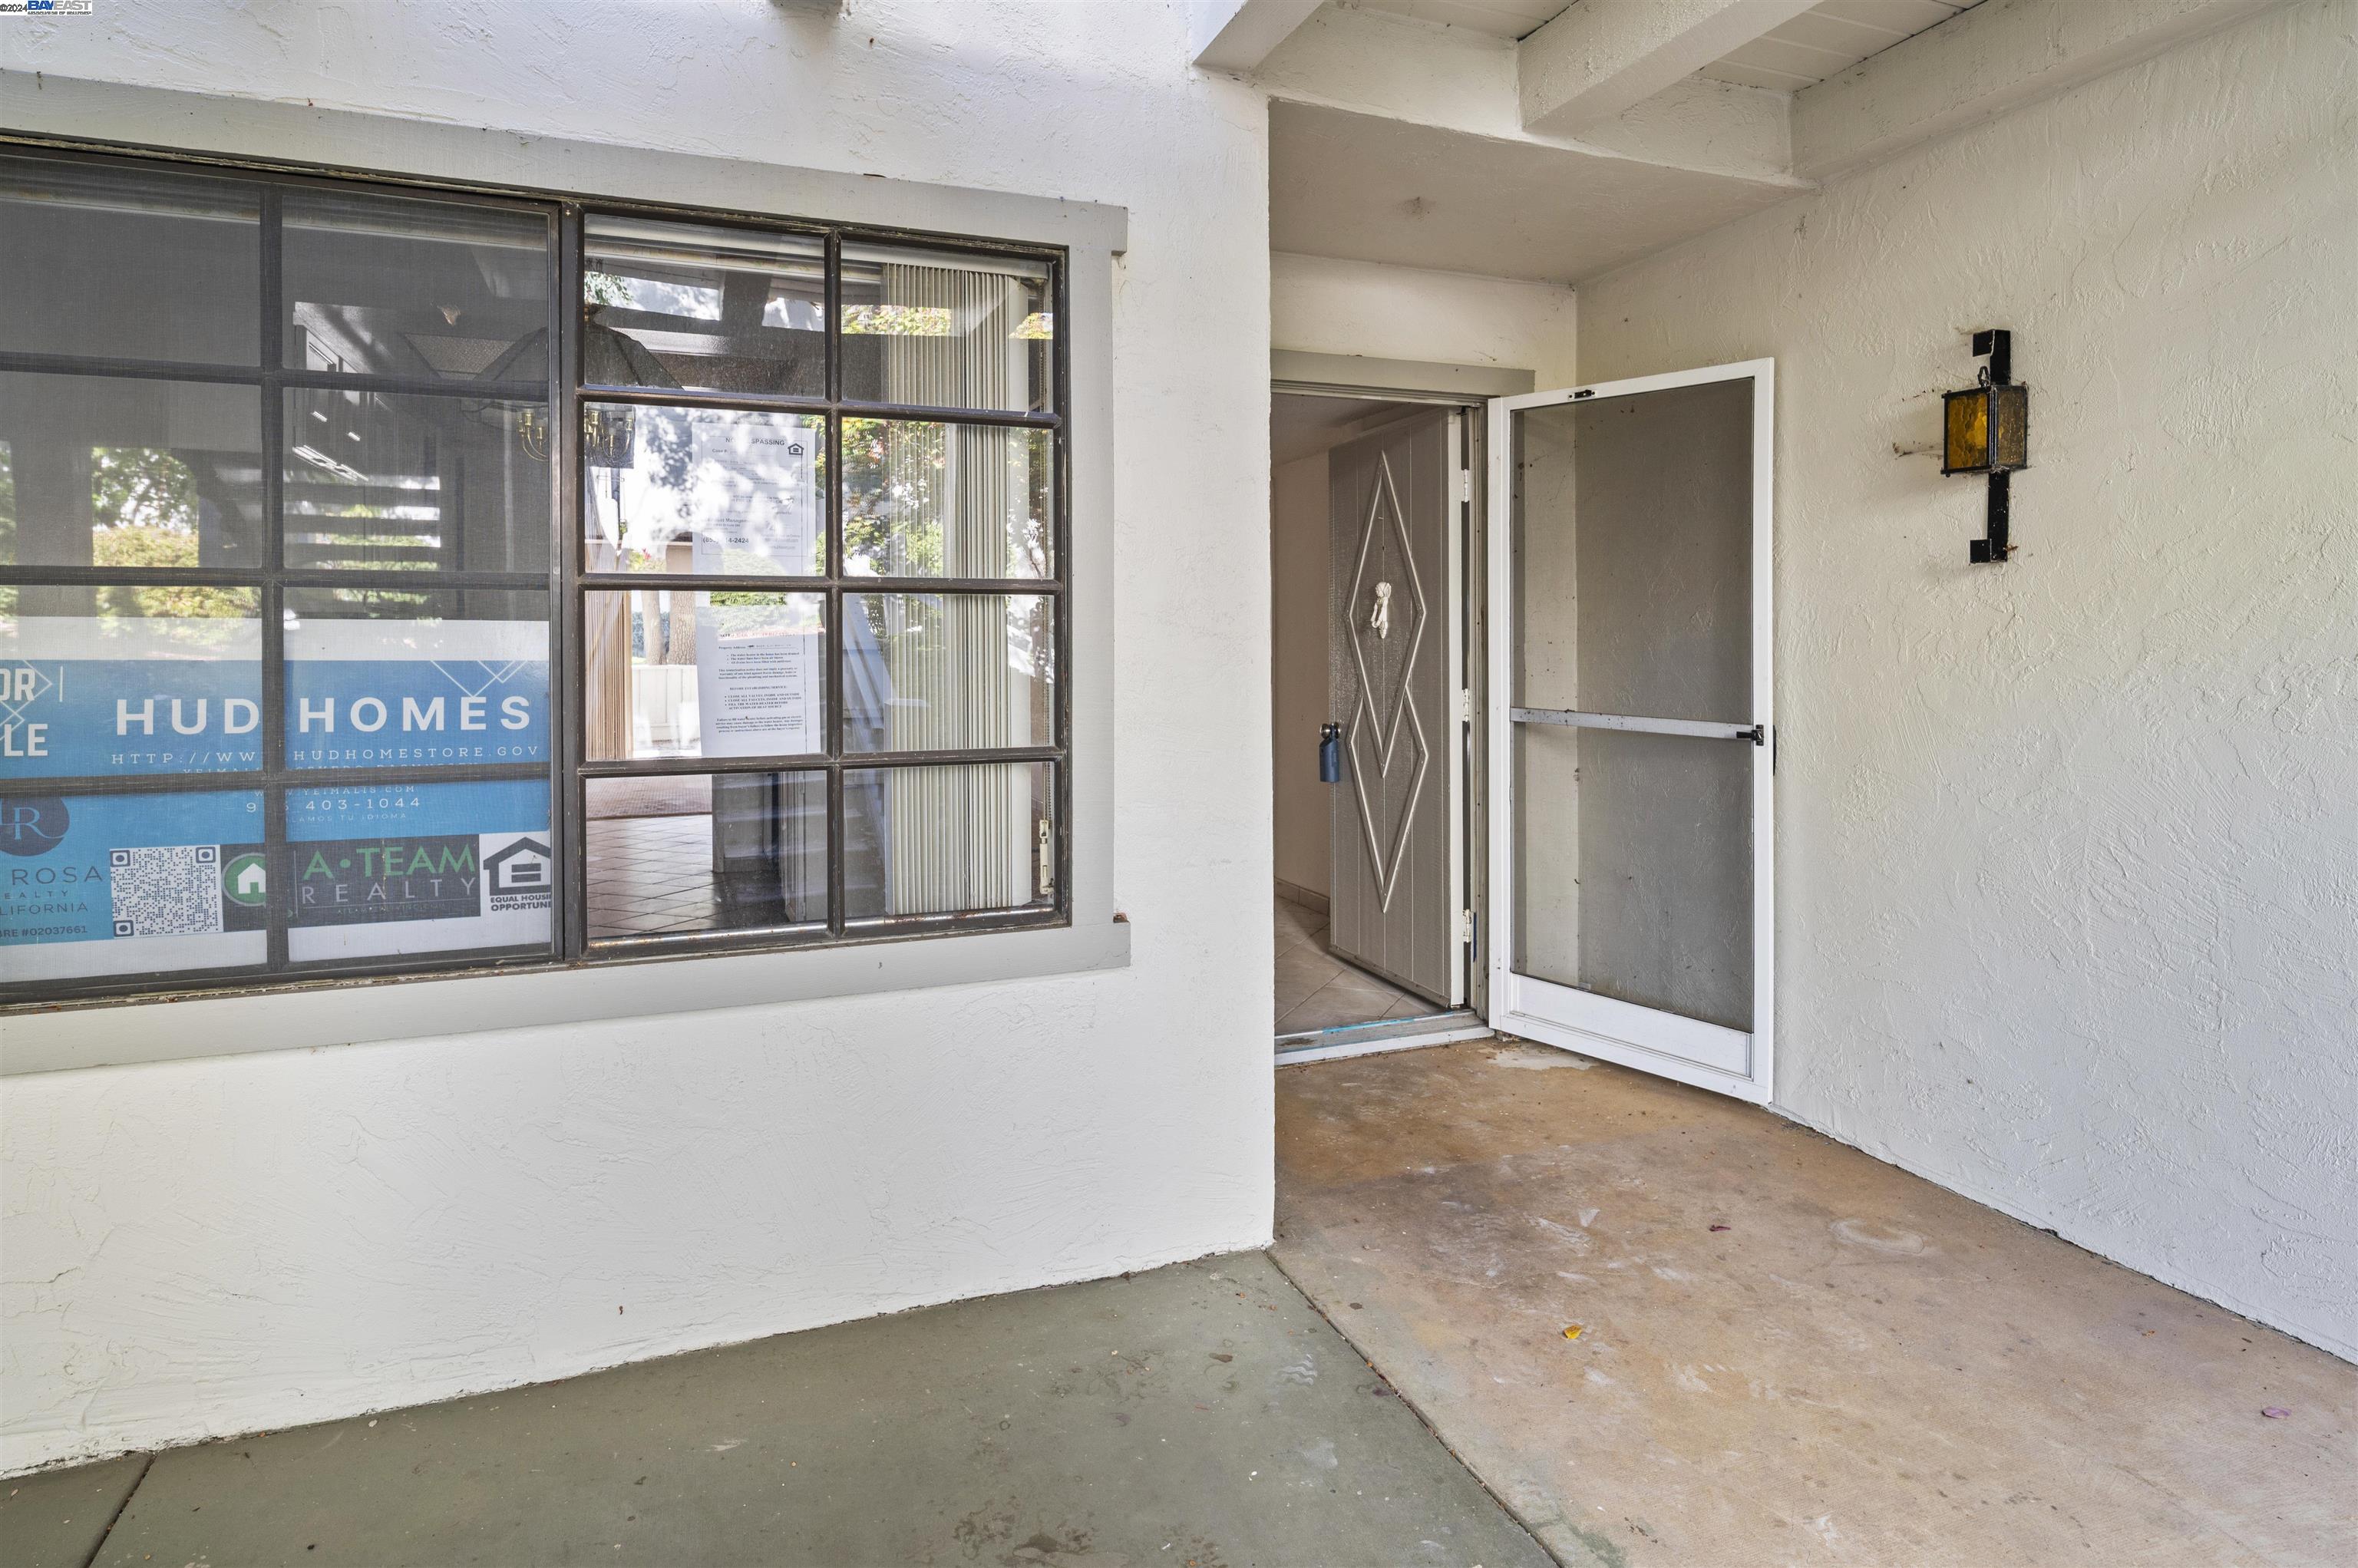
[1511,708,1764,744]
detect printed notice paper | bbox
[694,616,824,758]
[594,408,819,574]
[685,414,819,573]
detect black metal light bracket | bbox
[1942,328,2030,564]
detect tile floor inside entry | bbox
[585,772,727,939]
[1273,890,1445,1035]
[586,812,723,939]
[2,1254,1551,1568]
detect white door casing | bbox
[1483,361,1774,1103]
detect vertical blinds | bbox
[876,261,1035,915]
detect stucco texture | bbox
[1576,0,2357,1358]
[0,1,1277,1472]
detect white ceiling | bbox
[1335,0,1980,87]
[1268,99,1797,285]
[1271,392,1422,467]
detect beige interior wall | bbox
[1270,450,1331,899]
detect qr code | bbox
[109,845,224,938]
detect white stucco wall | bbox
[1577,1,2356,1357]
[1272,251,1577,385]
[0,0,1277,1472]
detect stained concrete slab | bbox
[1275,1039,2358,1568]
[78,1252,1551,1568]
[0,1453,146,1568]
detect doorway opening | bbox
[1270,386,1484,1061]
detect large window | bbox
[0,147,1068,1004]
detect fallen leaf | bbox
[2261,1407,2291,1419]
[1562,1324,1584,1341]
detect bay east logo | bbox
[0,797,70,857]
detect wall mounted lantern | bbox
[1942,328,2029,563]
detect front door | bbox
[1328,409,1460,1007]
[1485,362,1774,1102]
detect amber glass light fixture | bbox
[1942,328,2029,563]
[1942,378,2029,475]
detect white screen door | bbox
[1484,361,1773,1103]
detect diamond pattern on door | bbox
[1346,451,1430,912]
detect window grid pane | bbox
[1,152,566,1002]
[2,147,1068,1005]
[574,213,1068,950]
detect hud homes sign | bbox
[1,615,553,982]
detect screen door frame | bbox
[1482,358,1775,1104]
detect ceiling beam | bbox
[1792,0,2284,181]
[1189,0,1326,74]
[1518,0,1821,137]
[1257,4,1802,188]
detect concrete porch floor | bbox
[8,1038,2352,1567]
[1274,1040,2356,1567]
[1,1252,1549,1568]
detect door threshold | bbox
[1274,1010,1490,1065]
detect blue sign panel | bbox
[0,619,263,778]
[284,621,550,771]
[0,790,268,981]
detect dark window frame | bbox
[0,140,1072,1008]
